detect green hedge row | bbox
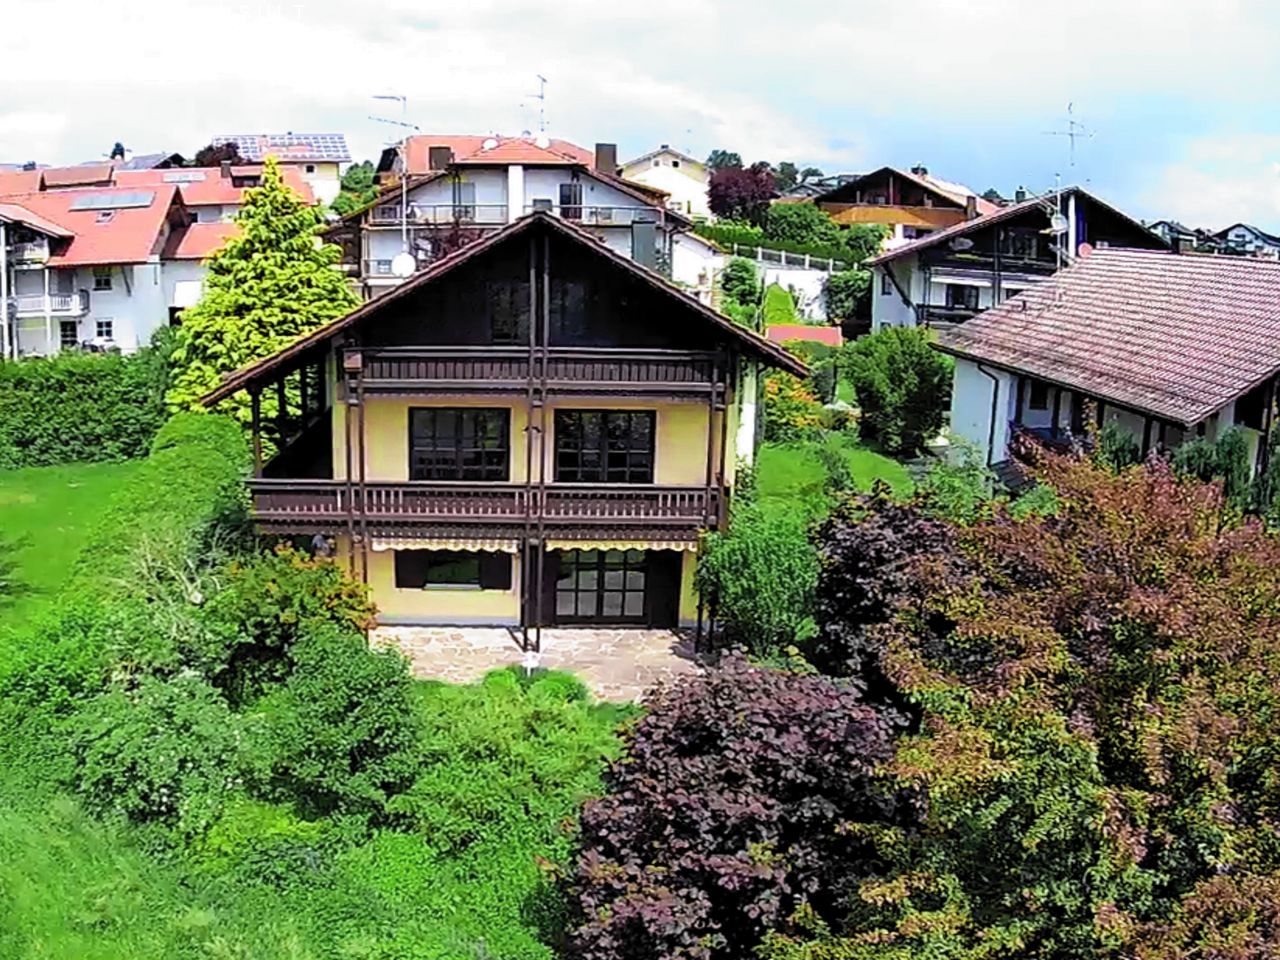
[694,221,856,267]
[0,345,171,469]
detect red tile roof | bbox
[114,166,314,206]
[766,324,843,347]
[934,248,1280,426]
[0,169,43,195]
[162,221,239,260]
[401,134,594,171]
[41,164,116,188]
[0,186,181,267]
[0,202,74,237]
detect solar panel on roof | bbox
[211,134,351,162]
[68,191,155,211]
[163,171,207,183]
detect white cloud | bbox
[1141,135,1280,231]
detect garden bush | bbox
[764,202,840,247]
[1094,420,1142,471]
[822,269,871,324]
[720,256,760,307]
[0,338,172,468]
[844,327,952,455]
[762,373,824,443]
[695,221,886,267]
[568,654,916,960]
[696,502,820,654]
[1170,426,1252,509]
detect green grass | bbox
[755,435,913,515]
[0,461,142,629]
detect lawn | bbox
[755,434,913,516]
[0,460,143,630]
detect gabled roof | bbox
[115,151,185,170]
[201,211,806,405]
[814,166,998,215]
[1215,222,1280,245]
[865,186,1166,267]
[211,133,351,164]
[394,134,595,173]
[0,202,75,238]
[620,145,704,169]
[0,185,183,267]
[934,247,1280,425]
[162,221,239,261]
[0,169,44,194]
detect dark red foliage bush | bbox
[567,654,917,960]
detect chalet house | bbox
[199,211,804,640]
[618,145,712,220]
[1214,222,1280,258]
[332,136,695,299]
[865,187,1167,332]
[935,248,1280,473]
[210,133,350,204]
[810,165,998,249]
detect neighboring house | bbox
[618,145,712,220]
[211,133,351,204]
[113,151,186,171]
[1214,222,1280,258]
[811,165,999,249]
[0,185,190,356]
[198,211,805,638]
[333,135,691,298]
[116,164,314,222]
[1146,218,1198,248]
[934,248,1280,473]
[782,173,860,200]
[865,186,1168,332]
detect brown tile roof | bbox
[201,211,806,405]
[0,185,181,267]
[41,164,116,188]
[162,221,239,260]
[934,248,1280,426]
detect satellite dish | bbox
[391,252,417,278]
[533,134,551,149]
[1077,242,1094,258]
[949,237,975,251]
[1049,213,1069,235]
[482,137,498,150]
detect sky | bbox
[3,0,1280,232]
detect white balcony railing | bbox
[11,290,90,317]
[523,204,667,226]
[369,203,509,226]
[9,240,50,263]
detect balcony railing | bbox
[359,346,718,394]
[11,290,90,317]
[369,203,509,226]
[249,479,715,528]
[920,305,979,326]
[9,240,50,264]
[522,204,667,226]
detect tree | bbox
[764,202,839,247]
[191,141,245,167]
[708,162,775,225]
[841,224,890,265]
[774,161,800,192]
[844,327,952,455]
[822,270,870,324]
[705,148,743,171]
[330,160,379,217]
[166,157,359,425]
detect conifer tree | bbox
[167,156,358,425]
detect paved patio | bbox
[374,625,704,701]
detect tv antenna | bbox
[370,94,421,277]
[1043,102,1095,170]
[526,75,548,133]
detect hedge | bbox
[0,345,171,469]
[694,222,857,267]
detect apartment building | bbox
[210,133,350,204]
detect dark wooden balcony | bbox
[249,478,717,532]
[359,346,718,396]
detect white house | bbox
[211,133,350,205]
[619,145,712,221]
[336,135,692,298]
[865,187,1168,333]
[935,248,1280,474]
[1214,223,1280,258]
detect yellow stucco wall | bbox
[679,549,700,625]
[333,393,729,487]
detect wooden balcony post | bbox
[249,387,263,476]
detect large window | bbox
[485,279,530,343]
[409,408,509,481]
[945,284,980,311]
[559,182,583,220]
[555,410,655,484]
[394,550,512,590]
[555,549,647,621]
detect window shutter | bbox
[478,552,513,590]
[394,550,431,588]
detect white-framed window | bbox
[96,318,114,340]
[93,266,112,291]
[880,271,892,295]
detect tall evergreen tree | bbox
[167,156,359,425]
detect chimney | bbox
[220,160,232,179]
[965,195,978,220]
[1014,185,1027,203]
[910,163,928,176]
[594,142,618,175]
[21,161,35,172]
[631,217,657,271]
[428,146,453,171]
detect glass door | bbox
[554,549,647,623]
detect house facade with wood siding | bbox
[202,212,804,644]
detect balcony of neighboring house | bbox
[522,203,668,227]
[10,290,90,317]
[368,202,510,226]
[9,238,51,266]
[920,305,980,327]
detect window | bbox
[453,181,476,220]
[555,549,647,620]
[559,182,583,220]
[1002,229,1039,259]
[59,320,78,349]
[95,210,115,224]
[409,408,509,481]
[93,266,112,291]
[555,410,655,484]
[880,271,892,296]
[394,550,512,590]
[671,159,680,168]
[485,279,530,343]
[1028,379,1050,411]
[95,318,114,340]
[305,164,316,174]
[651,159,659,167]
[945,284,979,311]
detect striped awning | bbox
[371,536,520,554]
[545,538,698,553]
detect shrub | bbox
[0,341,172,468]
[763,283,799,325]
[844,327,952,455]
[764,202,839,247]
[568,654,915,960]
[697,502,819,654]
[763,373,824,443]
[914,443,996,524]
[1170,426,1252,509]
[69,674,245,835]
[720,256,760,308]
[822,269,870,324]
[252,625,419,820]
[1094,420,1142,471]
